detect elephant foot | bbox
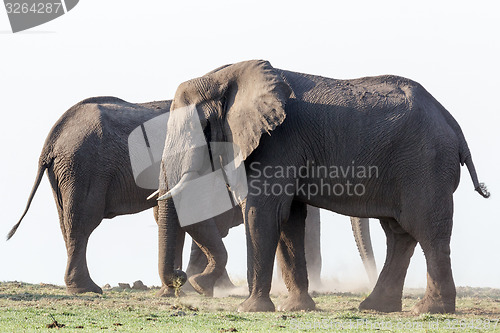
[66,280,103,295]
[156,270,188,297]
[156,285,175,297]
[412,296,455,314]
[359,294,402,313]
[278,293,316,311]
[156,285,185,297]
[188,274,214,297]
[238,295,275,312]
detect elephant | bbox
[7,96,376,295]
[8,97,174,294]
[157,60,489,314]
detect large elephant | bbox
[7,96,376,295]
[157,60,489,314]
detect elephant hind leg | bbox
[276,201,315,311]
[360,218,417,312]
[412,219,456,314]
[59,196,105,294]
[64,233,102,294]
[404,192,456,314]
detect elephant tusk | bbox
[157,190,174,201]
[157,173,191,201]
[146,189,159,200]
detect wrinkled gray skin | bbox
[7,96,376,295]
[159,60,489,314]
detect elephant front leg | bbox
[184,240,236,292]
[359,218,417,312]
[184,219,228,297]
[277,201,316,311]
[237,201,281,312]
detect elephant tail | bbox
[437,100,490,199]
[453,121,490,198]
[456,130,489,198]
[7,159,51,240]
[464,155,490,198]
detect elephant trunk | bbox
[351,217,378,286]
[158,195,187,290]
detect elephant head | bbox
[157,60,292,291]
[163,59,291,186]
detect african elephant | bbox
[7,96,375,295]
[157,60,489,314]
[8,97,173,294]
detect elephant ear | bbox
[214,60,292,160]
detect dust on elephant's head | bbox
[170,60,292,160]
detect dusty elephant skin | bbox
[159,60,489,314]
[8,96,371,295]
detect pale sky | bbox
[1,1,499,290]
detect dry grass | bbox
[1,282,499,332]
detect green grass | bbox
[1,282,499,332]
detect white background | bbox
[1,1,499,291]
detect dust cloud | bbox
[212,274,374,298]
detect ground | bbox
[1,282,499,332]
